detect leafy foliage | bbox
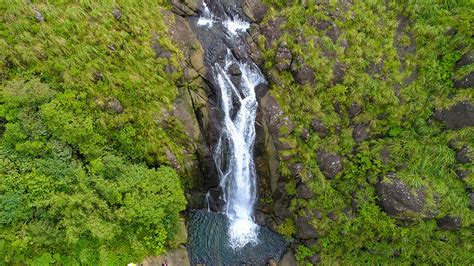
[262,0,473,264]
[0,1,187,264]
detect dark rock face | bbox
[243,0,267,23]
[453,72,474,89]
[317,150,343,179]
[297,183,314,199]
[293,65,315,85]
[261,94,295,137]
[376,175,430,219]
[171,0,199,16]
[455,52,473,69]
[437,216,461,230]
[312,119,329,137]
[295,215,318,240]
[275,45,292,72]
[353,124,369,143]
[455,169,471,180]
[434,101,474,129]
[348,102,362,118]
[261,17,284,48]
[456,146,472,164]
[108,98,124,113]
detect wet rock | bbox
[254,211,267,226]
[455,52,473,69]
[107,98,123,113]
[348,102,362,118]
[296,215,318,240]
[456,146,472,164]
[376,174,430,219]
[278,250,297,266]
[293,65,315,85]
[317,150,343,179]
[255,83,269,100]
[275,45,292,72]
[453,72,474,89]
[243,0,267,23]
[112,8,122,20]
[434,101,474,129]
[297,183,314,199]
[311,119,329,137]
[245,33,264,66]
[227,63,242,76]
[207,187,225,212]
[437,215,462,230]
[353,124,369,143]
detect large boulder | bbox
[275,45,293,72]
[293,64,315,85]
[297,183,315,199]
[277,250,297,266]
[376,174,433,219]
[454,72,474,89]
[453,52,473,88]
[312,119,329,137]
[353,123,369,143]
[434,101,474,129]
[295,215,318,240]
[456,146,473,164]
[317,150,343,179]
[436,215,462,230]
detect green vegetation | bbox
[261,0,473,264]
[0,1,187,264]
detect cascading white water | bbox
[197,3,265,249]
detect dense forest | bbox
[1,0,473,265]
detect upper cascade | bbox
[195,0,265,249]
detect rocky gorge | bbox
[160,0,474,264]
[0,0,472,265]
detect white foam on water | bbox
[223,17,250,36]
[197,2,215,28]
[198,2,264,249]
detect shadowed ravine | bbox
[186,0,287,264]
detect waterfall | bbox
[196,2,265,249]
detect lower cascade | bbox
[187,0,287,264]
